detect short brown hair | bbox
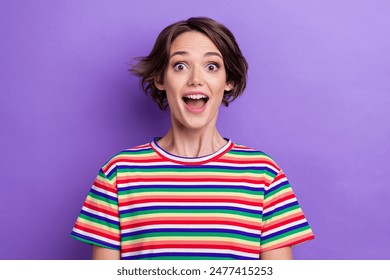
[130,17,248,110]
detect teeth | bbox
[184,94,208,100]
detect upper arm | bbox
[260,246,293,260]
[92,245,121,260]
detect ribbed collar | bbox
[151,137,233,165]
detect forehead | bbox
[170,31,221,55]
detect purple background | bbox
[1,0,389,260]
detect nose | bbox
[187,66,203,86]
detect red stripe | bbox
[273,171,286,182]
[122,219,261,231]
[105,157,165,171]
[119,197,261,207]
[262,214,305,232]
[117,177,267,184]
[74,223,120,242]
[219,158,279,170]
[84,201,118,217]
[122,243,259,254]
[93,180,116,193]
[266,193,295,208]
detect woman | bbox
[71,17,314,260]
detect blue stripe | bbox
[123,252,256,260]
[121,147,152,154]
[121,205,262,215]
[106,166,117,180]
[118,184,265,193]
[80,209,120,226]
[262,221,309,241]
[263,201,298,219]
[268,180,290,192]
[90,187,117,201]
[116,164,275,173]
[123,228,260,239]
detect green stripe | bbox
[228,150,268,157]
[118,149,154,156]
[96,170,116,182]
[79,213,120,229]
[261,224,311,245]
[121,208,261,219]
[117,167,272,175]
[266,183,291,197]
[118,187,263,196]
[123,231,259,243]
[263,204,300,221]
[88,192,117,206]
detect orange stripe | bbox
[122,240,259,254]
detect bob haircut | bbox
[130,17,248,111]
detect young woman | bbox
[71,17,314,260]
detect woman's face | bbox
[156,31,233,131]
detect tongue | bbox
[185,99,206,109]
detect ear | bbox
[154,78,165,91]
[225,81,234,92]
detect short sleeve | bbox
[260,169,314,253]
[70,167,121,250]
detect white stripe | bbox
[205,161,279,172]
[122,248,257,258]
[104,165,116,177]
[261,218,308,237]
[262,197,297,215]
[118,181,266,189]
[81,206,119,222]
[269,176,288,189]
[124,146,150,151]
[116,162,178,167]
[91,185,117,199]
[119,202,262,212]
[72,228,120,246]
[121,223,260,235]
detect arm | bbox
[92,245,121,260]
[260,246,293,260]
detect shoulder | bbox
[100,142,155,173]
[228,142,282,173]
[230,142,291,187]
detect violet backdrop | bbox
[1,0,389,260]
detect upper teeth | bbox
[185,94,207,99]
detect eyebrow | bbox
[170,51,223,59]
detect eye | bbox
[173,62,187,71]
[206,63,219,71]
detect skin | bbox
[92,31,293,260]
[92,245,120,260]
[155,31,233,157]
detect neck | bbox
[157,124,227,158]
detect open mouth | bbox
[182,94,209,109]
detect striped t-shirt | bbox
[71,138,314,259]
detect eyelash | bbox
[206,62,220,71]
[173,62,187,71]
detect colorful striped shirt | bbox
[71,138,314,259]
